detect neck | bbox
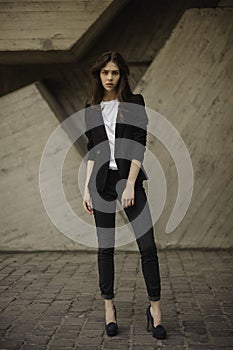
[103,91,117,101]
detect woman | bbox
[83,51,166,339]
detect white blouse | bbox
[100,98,119,170]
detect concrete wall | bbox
[0,83,96,251]
[0,0,112,52]
[135,8,233,248]
[0,0,129,64]
[0,7,232,250]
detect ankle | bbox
[105,303,116,324]
[105,300,114,310]
[150,303,162,326]
[150,301,161,312]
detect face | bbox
[100,61,120,93]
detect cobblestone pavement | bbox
[0,250,232,350]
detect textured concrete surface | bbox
[0,0,131,65]
[0,250,232,349]
[0,0,113,52]
[136,8,233,248]
[1,7,233,252]
[0,83,93,252]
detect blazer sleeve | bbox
[131,94,149,163]
[84,102,95,161]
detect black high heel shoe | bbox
[146,305,167,339]
[105,305,118,336]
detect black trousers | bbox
[90,168,161,301]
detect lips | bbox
[106,83,113,86]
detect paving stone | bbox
[0,338,24,349]
[24,334,51,345]
[74,347,100,350]
[21,346,45,350]
[132,346,155,350]
[48,337,75,347]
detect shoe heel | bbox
[113,305,117,321]
[146,314,150,331]
[146,307,151,331]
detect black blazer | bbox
[84,93,149,193]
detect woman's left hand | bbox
[121,181,135,208]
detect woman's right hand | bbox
[83,187,94,215]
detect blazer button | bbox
[96,150,100,154]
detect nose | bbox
[107,73,113,81]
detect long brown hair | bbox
[86,51,133,106]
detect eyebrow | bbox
[102,69,119,72]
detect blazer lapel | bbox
[115,95,133,152]
[93,106,108,140]
[115,104,126,143]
